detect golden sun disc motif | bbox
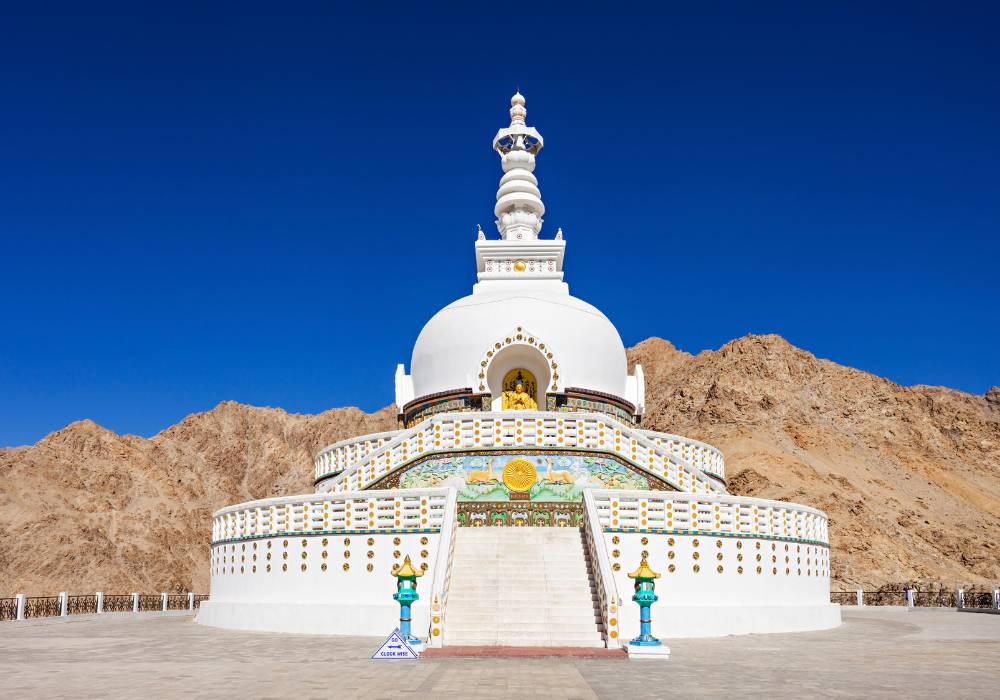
[513,259,527,272]
[502,458,537,492]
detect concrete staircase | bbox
[443,527,605,647]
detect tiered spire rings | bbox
[492,92,546,240]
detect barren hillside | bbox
[1,334,997,595]
[630,335,1000,588]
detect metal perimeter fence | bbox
[1,592,209,621]
[832,587,999,609]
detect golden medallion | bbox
[513,259,527,272]
[502,458,537,492]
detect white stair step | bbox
[442,526,605,649]
[449,580,593,588]
[444,614,600,625]
[446,622,604,634]
[447,599,599,609]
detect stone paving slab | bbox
[0,608,997,699]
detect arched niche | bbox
[485,343,552,411]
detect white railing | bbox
[314,429,405,481]
[315,427,726,483]
[315,411,724,496]
[637,429,725,481]
[588,490,829,545]
[211,488,453,544]
[426,488,458,648]
[582,490,623,648]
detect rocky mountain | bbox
[630,335,1000,589]
[0,404,395,596]
[1,334,997,595]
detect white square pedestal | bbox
[625,643,671,660]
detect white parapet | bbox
[581,490,840,639]
[313,411,724,497]
[200,488,459,638]
[635,429,726,482]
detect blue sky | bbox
[1,3,997,445]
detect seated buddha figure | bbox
[502,380,537,411]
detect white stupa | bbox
[198,94,840,647]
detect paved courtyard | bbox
[1,608,997,698]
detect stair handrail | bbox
[582,489,623,648]
[635,428,726,481]
[426,487,458,648]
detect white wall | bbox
[202,530,441,637]
[602,530,838,639]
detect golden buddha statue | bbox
[502,380,537,410]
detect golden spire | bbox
[394,555,423,578]
[628,555,661,580]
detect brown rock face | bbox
[1,335,997,595]
[0,402,395,596]
[630,334,1000,589]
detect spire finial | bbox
[510,91,526,126]
[491,92,545,240]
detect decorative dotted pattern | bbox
[476,327,561,394]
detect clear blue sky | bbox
[1,3,997,446]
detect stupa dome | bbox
[409,288,628,402]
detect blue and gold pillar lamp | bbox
[628,555,663,648]
[392,555,424,652]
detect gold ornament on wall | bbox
[502,457,538,492]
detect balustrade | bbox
[315,411,723,497]
[102,594,133,613]
[588,489,830,546]
[1,592,206,620]
[66,595,97,615]
[24,597,61,618]
[137,595,161,612]
[636,429,726,481]
[210,488,453,544]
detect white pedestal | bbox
[625,643,671,660]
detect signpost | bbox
[371,629,419,660]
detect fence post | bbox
[15,594,25,620]
[956,588,964,609]
[131,592,139,613]
[59,592,68,617]
[856,587,863,606]
[906,589,915,608]
[187,592,194,611]
[96,592,104,614]
[993,589,999,611]
[161,592,168,612]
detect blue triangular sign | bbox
[371,629,419,660]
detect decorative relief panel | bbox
[386,452,666,504]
